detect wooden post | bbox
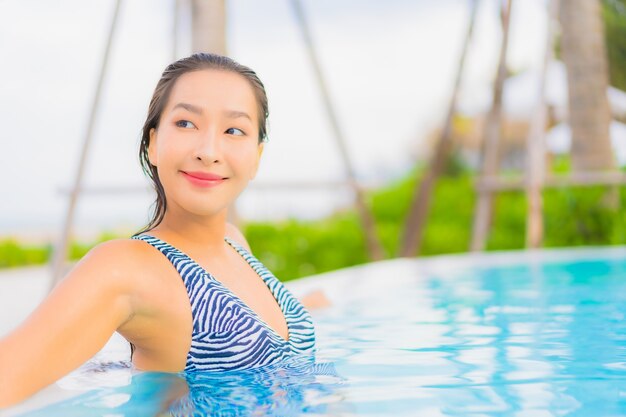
[399,0,479,257]
[525,0,558,248]
[289,0,385,261]
[191,0,226,55]
[49,0,123,290]
[470,0,513,252]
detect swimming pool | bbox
[3,246,626,416]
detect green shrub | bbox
[0,239,51,268]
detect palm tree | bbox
[560,0,615,171]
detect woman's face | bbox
[148,69,264,219]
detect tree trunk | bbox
[560,0,615,172]
[191,0,227,55]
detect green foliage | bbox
[486,191,527,250]
[367,166,475,256]
[0,239,51,268]
[243,213,368,281]
[551,155,572,173]
[604,0,626,90]
[421,175,475,255]
[245,169,626,279]
[369,169,416,256]
[0,239,22,268]
[0,231,122,270]
[469,184,626,250]
[543,186,624,246]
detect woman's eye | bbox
[225,127,245,136]
[175,120,196,129]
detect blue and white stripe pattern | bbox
[131,234,316,372]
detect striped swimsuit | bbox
[131,234,316,372]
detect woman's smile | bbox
[180,170,228,188]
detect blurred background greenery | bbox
[4,156,626,281]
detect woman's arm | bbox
[0,240,136,408]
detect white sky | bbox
[0,0,549,239]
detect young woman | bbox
[0,53,329,407]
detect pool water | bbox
[4,247,626,416]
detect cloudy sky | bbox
[0,0,549,240]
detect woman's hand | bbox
[300,289,332,310]
[0,240,136,408]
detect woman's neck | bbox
[149,208,229,253]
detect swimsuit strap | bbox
[131,234,273,282]
[223,236,279,287]
[131,234,207,288]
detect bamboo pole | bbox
[399,0,480,257]
[49,0,123,291]
[470,0,513,252]
[479,171,626,190]
[525,0,558,248]
[289,0,385,261]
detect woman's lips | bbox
[181,171,226,188]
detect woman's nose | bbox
[195,129,223,163]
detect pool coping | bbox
[286,245,626,303]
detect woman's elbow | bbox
[0,384,22,409]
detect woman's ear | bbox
[148,128,157,166]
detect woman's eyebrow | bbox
[171,103,250,121]
[224,110,251,121]
[171,102,203,114]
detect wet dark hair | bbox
[133,52,269,237]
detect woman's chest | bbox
[193,259,290,342]
[137,249,291,343]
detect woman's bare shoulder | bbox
[78,238,163,286]
[88,237,157,256]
